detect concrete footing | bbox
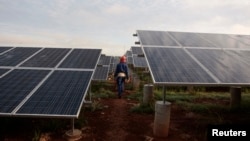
[143,84,154,104]
[153,101,171,137]
[65,129,82,141]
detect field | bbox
[1,71,250,141]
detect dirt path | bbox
[84,89,157,141]
[103,98,128,141]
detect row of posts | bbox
[143,84,242,138]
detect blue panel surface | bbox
[143,47,216,84]
[133,56,148,68]
[21,48,70,67]
[188,49,250,83]
[59,49,101,69]
[93,66,109,80]
[0,68,9,76]
[0,47,41,66]
[168,31,215,47]
[0,47,13,53]
[16,70,93,116]
[137,30,179,46]
[198,33,249,48]
[98,55,111,66]
[131,46,143,55]
[0,69,50,113]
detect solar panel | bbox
[127,56,133,65]
[168,31,215,47]
[228,35,250,46]
[138,30,250,86]
[98,54,111,66]
[0,46,102,118]
[21,48,71,68]
[143,47,217,84]
[137,30,180,46]
[0,69,50,114]
[0,47,41,66]
[131,46,144,55]
[126,50,132,57]
[133,56,148,68]
[59,48,101,69]
[16,70,93,117]
[187,48,250,84]
[198,33,249,49]
[0,47,13,54]
[0,68,10,77]
[92,66,109,80]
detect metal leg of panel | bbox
[65,118,82,141]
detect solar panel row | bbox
[137,30,250,49]
[137,30,250,86]
[92,66,109,81]
[0,46,102,118]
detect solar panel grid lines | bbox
[0,46,102,118]
[198,33,249,49]
[142,47,217,84]
[11,70,54,115]
[98,55,112,66]
[187,48,250,84]
[0,47,42,66]
[0,47,14,54]
[92,66,109,80]
[20,48,71,68]
[131,46,143,55]
[168,31,216,47]
[136,30,180,46]
[126,50,132,57]
[0,68,10,77]
[228,35,250,46]
[0,69,50,114]
[183,48,221,83]
[59,48,102,69]
[133,56,148,68]
[15,70,93,117]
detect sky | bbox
[0,0,250,56]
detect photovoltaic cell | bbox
[229,35,250,46]
[143,47,216,84]
[21,48,71,67]
[188,49,250,84]
[127,56,133,65]
[0,47,13,53]
[98,55,111,66]
[131,46,143,55]
[16,70,93,117]
[198,33,249,49]
[0,68,10,76]
[126,50,132,57]
[0,47,41,66]
[59,49,101,69]
[93,66,109,80]
[137,30,180,46]
[133,56,147,68]
[0,69,50,113]
[168,31,215,47]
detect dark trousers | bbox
[116,77,125,97]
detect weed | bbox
[32,129,41,141]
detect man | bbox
[114,55,129,98]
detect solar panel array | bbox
[0,46,101,118]
[136,30,250,86]
[92,66,109,81]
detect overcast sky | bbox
[0,0,249,56]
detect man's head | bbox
[120,55,126,63]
